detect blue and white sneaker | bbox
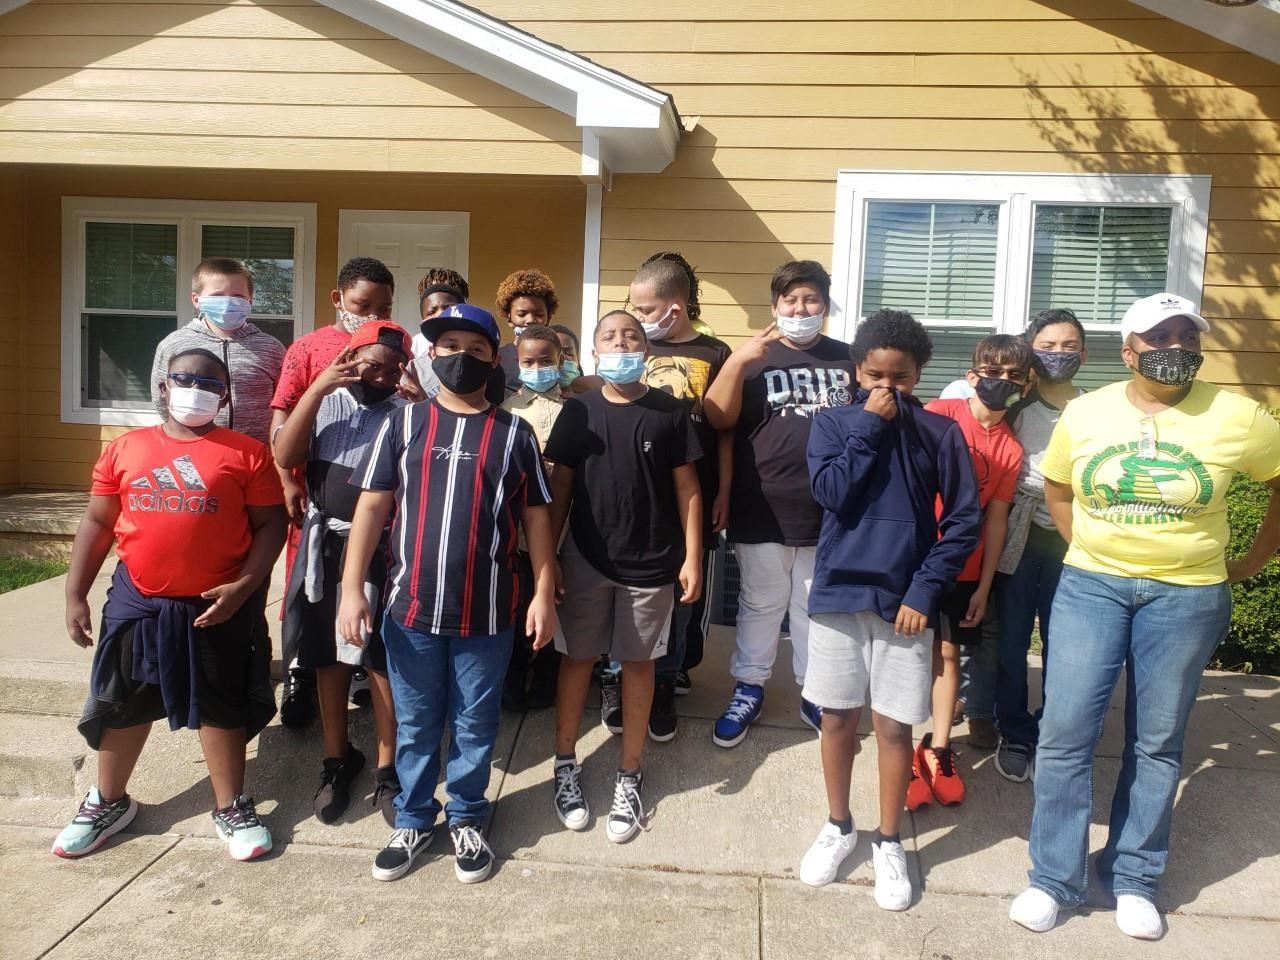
[800,697,823,737]
[52,787,138,858]
[212,795,272,861]
[713,682,765,748]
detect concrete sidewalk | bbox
[1,568,1277,959]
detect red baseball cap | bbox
[348,321,413,359]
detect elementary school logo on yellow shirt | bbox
[1079,441,1213,525]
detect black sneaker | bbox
[450,820,494,884]
[606,770,646,843]
[552,759,589,831]
[371,826,433,881]
[674,670,692,696]
[349,669,372,708]
[313,744,366,824]
[600,673,623,735]
[648,677,677,742]
[279,667,315,729]
[372,765,401,827]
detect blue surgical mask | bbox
[596,351,646,385]
[519,365,560,393]
[559,359,581,387]
[198,295,252,332]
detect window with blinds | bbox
[81,221,178,408]
[861,201,999,322]
[201,224,297,346]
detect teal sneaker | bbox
[212,795,272,861]
[52,787,138,858]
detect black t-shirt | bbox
[729,336,856,546]
[498,342,521,397]
[645,333,731,531]
[543,388,702,586]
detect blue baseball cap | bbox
[421,303,501,350]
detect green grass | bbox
[0,557,69,595]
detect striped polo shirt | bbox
[356,398,551,637]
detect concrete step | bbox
[0,659,89,717]
[0,713,95,798]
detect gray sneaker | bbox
[995,738,1034,783]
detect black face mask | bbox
[347,380,397,407]
[1135,347,1204,386]
[1033,350,1082,384]
[973,376,1023,411]
[432,351,493,395]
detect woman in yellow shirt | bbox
[1008,293,1280,941]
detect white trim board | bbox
[828,170,1211,342]
[1128,0,1280,66]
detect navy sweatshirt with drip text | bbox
[806,388,981,626]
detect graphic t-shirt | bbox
[1041,380,1280,585]
[729,336,855,546]
[925,398,1023,583]
[356,400,551,636]
[90,426,284,597]
[645,333,731,531]
[543,388,702,587]
[270,325,350,412]
[307,389,403,522]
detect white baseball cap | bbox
[1120,293,1210,340]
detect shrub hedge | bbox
[1220,473,1280,674]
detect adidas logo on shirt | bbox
[127,455,219,514]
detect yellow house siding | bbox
[0,169,22,489]
[0,0,582,175]
[15,164,585,490]
[534,0,1280,408]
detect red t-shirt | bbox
[91,426,284,597]
[925,397,1023,583]
[270,325,350,412]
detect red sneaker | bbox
[906,739,933,811]
[918,733,965,806]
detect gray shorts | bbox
[554,540,675,662]
[801,611,933,725]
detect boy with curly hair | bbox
[495,269,559,397]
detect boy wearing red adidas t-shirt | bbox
[910,334,1030,809]
[55,348,286,863]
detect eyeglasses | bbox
[168,372,228,397]
[973,366,1030,385]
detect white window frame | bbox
[61,197,317,427]
[829,171,1212,342]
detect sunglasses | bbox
[973,366,1030,385]
[168,372,228,397]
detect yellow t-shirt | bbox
[1041,380,1280,585]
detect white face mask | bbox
[775,311,824,344]
[641,306,677,343]
[167,386,221,427]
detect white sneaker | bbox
[1116,894,1163,940]
[1009,886,1060,933]
[871,839,912,911]
[799,821,855,887]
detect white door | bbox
[337,210,470,332]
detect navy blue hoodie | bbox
[807,388,980,626]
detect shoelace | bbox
[609,777,646,829]
[372,779,398,808]
[453,824,485,859]
[554,765,585,809]
[387,827,420,852]
[814,829,848,851]
[723,689,761,723]
[877,843,907,882]
[934,747,956,778]
[220,797,262,829]
[601,680,621,712]
[75,794,122,824]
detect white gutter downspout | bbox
[579,129,612,372]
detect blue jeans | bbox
[994,524,1067,745]
[959,611,999,721]
[1028,566,1231,906]
[381,617,514,830]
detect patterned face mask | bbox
[1135,347,1204,386]
[1033,350,1082,383]
[338,296,379,333]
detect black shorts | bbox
[79,588,276,748]
[288,531,388,674]
[938,581,984,647]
